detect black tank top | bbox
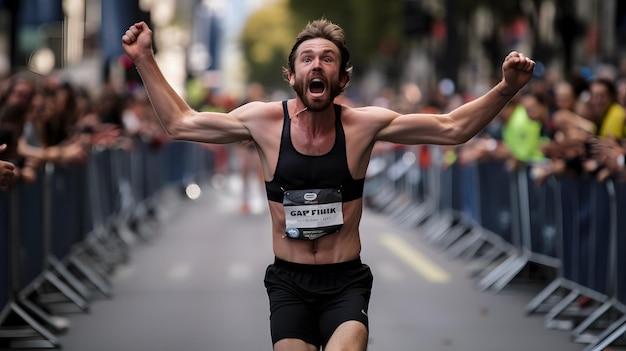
[265,101,365,203]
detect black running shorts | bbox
[264,257,373,347]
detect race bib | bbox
[283,188,344,240]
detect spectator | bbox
[501,95,546,163]
[588,77,626,139]
[0,75,35,182]
[0,144,15,191]
[551,81,596,137]
[18,81,87,166]
[590,136,626,181]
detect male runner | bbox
[122,18,535,351]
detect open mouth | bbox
[309,78,326,95]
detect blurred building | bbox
[0,0,625,95]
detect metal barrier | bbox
[364,147,437,230]
[422,159,518,283]
[476,165,562,292]
[617,181,626,307]
[0,140,214,349]
[583,181,626,351]
[365,148,626,350]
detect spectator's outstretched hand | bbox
[121,21,154,63]
[0,144,16,191]
[591,136,625,174]
[501,51,536,95]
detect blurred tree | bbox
[240,0,296,90]
[240,0,529,91]
[239,0,406,89]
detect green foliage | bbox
[240,0,406,88]
[240,0,296,89]
[287,0,404,70]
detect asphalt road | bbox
[54,175,583,351]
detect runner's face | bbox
[289,38,345,112]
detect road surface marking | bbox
[168,262,192,281]
[228,262,252,281]
[380,233,450,283]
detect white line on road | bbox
[380,233,450,283]
[168,262,192,281]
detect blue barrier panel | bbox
[50,164,84,260]
[477,161,513,244]
[130,138,147,202]
[561,177,611,294]
[617,181,626,304]
[460,163,480,224]
[580,181,611,294]
[559,176,581,283]
[438,165,454,213]
[450,163,463,213]
[578,179,594,290]
[86,150,103,229]
[100,149,119,221]
[90,150,115,223]
[163,141,189,185]
[145,143,166,198]
[432,162,459,216]
[526,170,559,258]
[79,162,94,238]
[0,191,9,310]
[17,173,45,291]
[590,181,611,295]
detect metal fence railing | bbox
[364,146,626,351]
[0,139,214,349]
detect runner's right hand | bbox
[121,21,154,62]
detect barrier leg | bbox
[418,210,444,232]
[447,228,483,258]
[18,283,73,334]
[491,254,530,292]
[47,256,90,301]
[67,252,112,299]
[393,200,436,229]
[422,212,457,243]
[0,189,62,348]
[459,237,485,260]
[83,234,124,274]
[468,246,507,278]
[436,222,470,249]
[26,271,89,312]
[583,316,626,351]
[526,278,565,315]
[477,253,522,291]
[571,301,615,343]
[544,290,580,330]
[0,302,59,349]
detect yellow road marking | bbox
[380,233,450,283]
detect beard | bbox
[292,75,342,112]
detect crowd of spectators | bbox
[3,56,626,194]
[0,70,176,192]
[445,62,626,185]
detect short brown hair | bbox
[283,18,353,93]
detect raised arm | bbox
[375,51,535,145]
[121,22,250,144]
